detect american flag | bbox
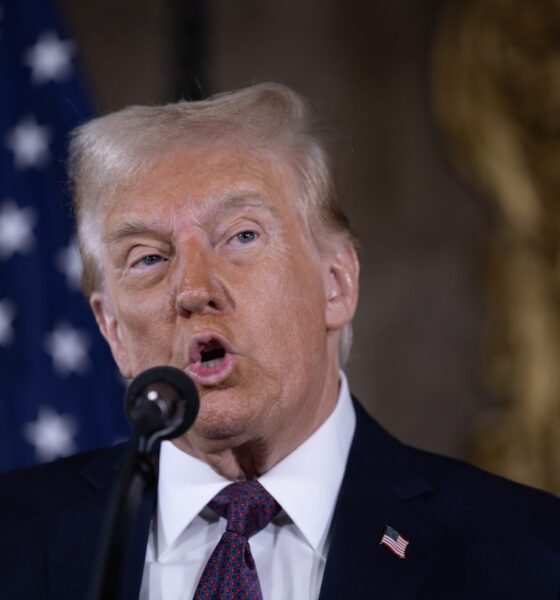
[380,525,409,559]
[0,0,129,473]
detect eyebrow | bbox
[104,218,168,247]
[104,189,278,247]
[196,190,279,219]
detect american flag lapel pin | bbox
[380,525,409,559]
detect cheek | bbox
[249,256,327,360]
[113,288,175,369]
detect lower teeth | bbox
[203,358,223,368]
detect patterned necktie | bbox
[193,480,281,600]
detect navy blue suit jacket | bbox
[1,400,560,599]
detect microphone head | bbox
[125,366,199,441]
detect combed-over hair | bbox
[68,82,357,361]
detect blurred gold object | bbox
[432,0,560,493]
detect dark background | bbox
[55,0,493,460]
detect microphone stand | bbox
[87,366,199,600]
[87,431,158,600]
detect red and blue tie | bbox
[193,481,281,600]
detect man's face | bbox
[91,144,357,456]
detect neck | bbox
[196,441,277,481]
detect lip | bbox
[185,331,236,386]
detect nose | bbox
[174,241,228,317]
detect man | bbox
[1,83,560,600]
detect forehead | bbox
[106,143,300,219]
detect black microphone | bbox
[125,365,199,444]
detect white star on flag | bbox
[0,299,16,346]
[55,238,83,289]
[5,116,52,169]
[44,322,91,376]
[0,199,37,259]
[23,406,78,462]
[24,31,75,84]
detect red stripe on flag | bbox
[380,531,409,559]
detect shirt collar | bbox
[156,372,356,558]
[259,372,355,556]
[156,441,228,556]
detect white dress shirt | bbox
[139,373,356,600]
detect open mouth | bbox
[187,333,235,384]
[200,341,226,368]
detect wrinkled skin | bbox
[91,144,359,479]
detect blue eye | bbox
[235,231,258,244]
[140,254,163,266]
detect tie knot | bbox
[209,480,281,538]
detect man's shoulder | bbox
[407,442,560,535]
[352,400,560,541]
[0,446,128,600]
[0,445,123,519]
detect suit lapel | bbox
[319,402,441,599]
[121,488,155,600]
[46,447,155,600]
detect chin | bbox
[190,403,255,444]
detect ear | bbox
[324,243,360,331]
[90,291,132,379]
